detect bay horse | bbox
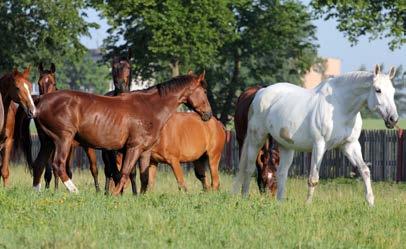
[29,72,211,194]
[101,52,133,193]
[234,86,279,196]
[233,65,398,206]
[17,63,100,191]
[120,112,225,193]
[0,66,37,186]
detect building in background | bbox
[303,58,341,88]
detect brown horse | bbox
[234,86,280,195]
[147,112,226,192]
[102,52,133,193]
[0,67,37,186]
[34,63,100,191]
[26,72,211,194]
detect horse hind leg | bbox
[32,140,54,191]
[233,126,267,197]
[148,159,158,191]
[44,162,52,189]
[193,155,210,191]
[52,137,77,193]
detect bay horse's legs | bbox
[129,166,137,195]
[102,150,121,194]
[148,159,158,191]
[52,137,77,193]
[276,148,294,201]
[168,159,187,191]
[306,141,326,204]
[0,136,13,186]
[66,147,74,179]
[84,147,99,192]
[193,157,209,191]
[102,150,112,193]
[342,141,374,206]
[33,141,54,190]
[44,162,52,189]
[207,153,221,191]
[139,150,151,194]
[112,147,141,196]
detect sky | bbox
[80,8,405,73]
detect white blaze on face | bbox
[267,172,273,181]
[23,83,37,116]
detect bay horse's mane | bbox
[142,74,207,97]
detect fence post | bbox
[396,129,404,183]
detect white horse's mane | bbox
[314,71,374,91]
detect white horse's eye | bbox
[375,88,381,93]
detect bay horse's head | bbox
[367,65,399,129]
[112,51,132,93]
[257,142,279,196]
[4,66,37,118]
[38,63,57,95]
[183,71,212,121]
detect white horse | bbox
[233,65,398,206]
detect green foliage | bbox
[311,0,406,50]
[55,52,111,94]
[1,167,406,248]
[0,0,98,72]
[96,0,236,79]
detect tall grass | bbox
[1,167,406,249]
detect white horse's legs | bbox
[233,123,267,196]
[276,148,294,200]
[306,141,326,204]
[241,131,267,196]
[342,141,374,206]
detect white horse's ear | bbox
[374,64,381,76]
[388,66,396,79]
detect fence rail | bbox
[15,129,406,182]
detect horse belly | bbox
[265,101,314,151]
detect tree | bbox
[0,0,98,71]
[95,0,236,79]
[55,51,111,94]
[213,0,319,123]
[311,0,406,50]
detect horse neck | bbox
[137,85,188,125]
[327,75,373,118]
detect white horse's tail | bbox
[232,137,249,195]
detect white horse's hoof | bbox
[63,179,79,193]
[366,193,374,207]
[33,184,41,192]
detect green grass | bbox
[1,167,406,249]
[363,119,406,130]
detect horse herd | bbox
[0,55,399,206]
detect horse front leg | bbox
[0,137,13,186]
[306,141,326,204]
[112,147,141,196]
[341,141,374,206]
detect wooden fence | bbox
[16,129,406,182]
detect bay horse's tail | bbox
[14,105,34,172]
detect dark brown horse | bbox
[0,67,37,186]
[33,63,100,191]
[26,72,211,194]
[234,86,280,195]
[147,112,226,192]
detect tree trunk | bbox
[219,52,241,124]
[169,59,180,77]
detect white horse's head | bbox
[367,65,398,129]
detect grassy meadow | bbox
[1,166,406,249]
